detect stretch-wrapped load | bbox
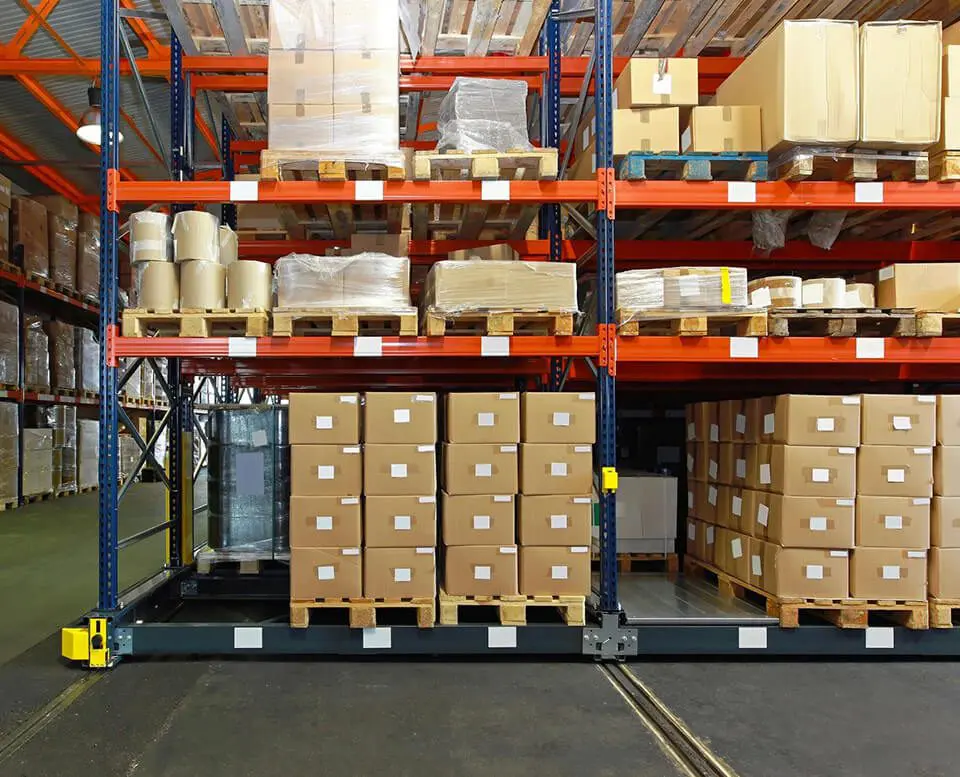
[46,321,76,391]
[23,428,54,496]
[748,276,801,309]
[25,315,49,390]
[0,301,18,386]
[423,261,578,312]
[119,435,140,482]
[615,267,749,312]
[40,404,76,494]
[77,419,98,489]
[274,253,413,311]
[0,403,17,503]
[78,328,100,394]
[438,77,533,153]
[129,211,171,263]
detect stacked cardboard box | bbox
[518,393,594,596]
[77,419,98,489]
[76,328,99,394]
[23,428,54,497]
[0,174,10,263]
[0,300,18,386]
[33,196,78,291]
[77,212,99,299]
[12,197,48,280]
[932,396,960,598]
[0,402,16,503]
[45,321,75,392]
[48,404,77,495]
[289,393,363,599]
[24,315,49,391]
[442,392,520,596]
[363,393,437,599]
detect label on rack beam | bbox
[228,337,257,357]
[363,627,391,649]
[488,626,517,649]
[481,336,510,357]
[229,180,259,202]
[855,338,884,360]
[481,180,511,201]
[233,626,262,649]
[354,180,384,201]
[727,181,756,203]
[729,337,758,359]
[37,393,54,402]
[738,627,767,650]
[865,627,894,649]
[354,337,383,357]
[855,182,884,204]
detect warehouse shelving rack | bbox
[60,0,960,665]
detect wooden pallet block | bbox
[422,309,574,336]
[771,147,928,182]
[914,313,960,337]
[929,598,960,628]
[121,309,269,338]
[22,491,54,504]
[767,308,917,337]
[616,308,767,337]
[618,152,768,182]
[437,589,585,626]
[931,151,960,182]
[272,308,418,337]
[0,499,18,511]
[289,597,435,629]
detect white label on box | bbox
[687,422,696,440]
[757,504,769,526]
[736,459,746,479]
[750,287,772,308]
[652,72,672,94]
[473,515,491,530]
[735,414,747,434]
[574,445,592,453]
[709,460,718,479]
[342,497,360,505]
[816,417,835,432]
[573,497,591,504]
[354,337,382,357]
[893,415,912,430]
[731,538,743,558]
[391,463,408,478]
[393,515,412,531]
[317,465,335,480]
[842,396,861,405]
[342,446,361,455]
[317,565,336,581]
[829,550,848,558]
[730,337,758,359]
[884,515,903,530]
[362,627,391,649]
[477,412,495,427]
[760,463,771,485]
[687,522,696,541]
[354,179,384,201]
[812,468,831,483]
[732,495,742,516]
[579,392,595,400]
[488,626,517,649]
[475,463,492,477]
[855,181,884,204]
[474,565,492,580]
[339,395,358,404]
[315,415,333,430]
[751,555,762,577]
[394,567,412,583]
[414,394,434,403]
[481,180,510,201]
[914,447,933,455]
[418,445,433,453]
[727,181,756,203]
[708,486,718,506]
[551,565,569,580]
[681,126,692,153]
[570,546,589,554]
[887,468,906,483]
[393,408,411,424]
[809,516,828,532]
[481,337,510,357]
[687,453,694,473]
[917,395,936,404]
[882,565,901,580]
[550,514,568,529]
[678,276,700,297]
[837,447,856,455]
[913,498,931,506]
[865,626,894,649]
[706,526,715,544]
[495,495,513,503]
[500,546,517,555]
[836,499,855,507]
[709,424,719,443]
[553,412,571,427]
[251,430,268,447]
[229,180,259,202]
[233,626,262,650]
[908,551,927,559]
[315,516,333,531]
[227,337,257,357]
[342,548,360,556]
[856,338,884,359]
[738,627,767,650]
[803,284,824,305]
[806,565,824,580]
[551,462,568,477]
[582,127,590,149]
[501,445,518,453]
[878,266,895,281]
[763,413,775,435]
[416,547,435,555]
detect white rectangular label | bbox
[727,181,756,203]
[342,497,360,505]
[355,179,384,201]
[730,337,758,358]
[865,626,894,649]
[884,515,903,530]
[391,463,408,478]
[477,412,495,427]
[475,463,492,477]
[816,417,835,432]
[914,447,933,455]
[751,555,762,577]
[856,338,884,359]
[230,180,259,201]
[688,490,694,509]
[736,459,746,479]
[907,550,926,559]
[893,415,912,430]
[495,495,513,503]
[708,460,718,480]
[709,424,719,443]
[687,422,696,440]
[551,565,569,580]
[687,522,696,541]
[414,394,434,402]
[763,413,775,435]
[582,127,590,149]
[738,627,767,649]
[393,567,411,582]
[416,547,434,555]
[735,414,746,434]
[501,445,518,453]
[652,72,672,94]
[553,412,571,427]
[917,395,936,403]
[706,526,715,544]
[732,495,742,516]
[473,515,491,530]
[417,444,433,453]
[551,462,568,477]
[488,626,516,649]
[687,453,695,473]
[570,546,588,554]
[317,565,336,581]
[757,503,769,526]
[882,565,901,580]
[760,463,771,485]
[887,468,906,483]
[362,627,391,649]
[836,499,855,507]
[913,498,931,505]
[315,415,333,430]
[812,468,831,483]
[342,548,360,556]
[731,538,743,558]
[343,446,360,454]
[842,396,861,405]
[855,181,884,203]
[550,514,568,529]
[315,516,333,531]
[393,408,411,424]
[809,516,828,532]
[574,445,592,453]
[233,626,262,649]
[227,337,257,357]
[878,266,895,281]
[354,337,382,357]
[708,486,718,506]
[481,180,510,201]
[251,430,268,447]
[474,565,492,580]
[339,395,357,404]
[481,336,510,357]
[829,550,848,558]
[837,447,856,455]
[317,465,335,480]
[393,515,412,531]
[805,565,824,580]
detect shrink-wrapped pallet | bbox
[77,419,99,489]
[129,211,171,263]
[748,276,802,309]
[23,428,54,496]
[0,403,17,503]
[77,328,100,394]
[46,321,76,391]
[25,315,49,390]
[422,260,578,312]
[38,404,76,494]
[438,77,534,153]
[615,267,748,315]
[274,252,413,311]
[0,301,18,386]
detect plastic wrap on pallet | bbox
[141,364,155,402]
[119,435,140,483]
[122,358,142,400]
[614,267,748,316]
[437,77,534,154]
[45,321,76,391]
[172,211,219,263]
[49,213,78,289]
[751,210,792,252]
[129,210,171,263]
[25,315,50,391]
[12,197,49,279]
[77,419,98,489]
[218,225,238,267]
[274,252,413,311]
[207,405,289,555]
[423,260,578,313]
[78,328,100,394]
[807,210,847,251]
[39,404,77,494]
[0,402,17,503]
[801,277,846,309]
[23,428,54,497]
[747,276,802,309]
[268,0,334,49]
[844,282,875,309]
[77,231,99,298]
[0,300,18,386]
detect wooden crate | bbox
[121,309,270,338]
[272,308,418,337]
[290,597,435,629]
[422,309,573,336]
[616,308,767,337]
[437,589,585,626]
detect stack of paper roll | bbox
[129,211,177,310]
[227,261,273,310]
[747,276,801,309]
[174,212,226,309]
[801,277,846,309]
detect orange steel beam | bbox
[0,124,92,210]
[7,0,61,55]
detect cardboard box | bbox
[363,547,436,599]
[942,95,960,158]
[933,496,960,547]
[363,444,436,496]
[519,443,593,495]
[521,392,596,444]
[519,546,590,596]
[12,197,48,279]
[47,214,77,290]
[860,21,941,148]
[268,103,335,149]
[681,105,763,153]
[289,393,360,444]
[350,233,409,256]
[860,393,936,445]
[946,45,960,97]
[446,392,520,443]
[687,479,717,524]
[614,57,698,107]
[938,395,960,445]
[688,519,716,564]
[858,444,933,497]
[850,547,927,601]
[716,485,744,531]
[617,473,677,540]
[290,547,362,599]
[718,442,747,487]
[718,399,749,442]
[333,50,398,107]
[267,51,334,104]
[755,444,857,497]
[741,488,772,539]
[763,546,850,599]
[876,263,960,313]
[0,173,11,209]
[686,440,710,482]
[761,394,861,446]
[518,494,591,545]
[424,261,577,316]
[935,446,960,496]
[442,443,518,495]
[289,495,362,548]
[23,447,53,496]
[752,491,855,548]
[269,0,334,49]
[929,547,960,598]
[76,234,99,298]
[715,19,859,151]
[447,244,518,262]
[745,396,776,443]
[290,444,362,496]
[572,109,680,175]
[364,392,437,443]
[715,528,750,581]
[686,401,719,443]
[332,0,400,50]
[442,492,515,545]
[443,545,518,596]
[856,496,931,548]
[365,494,437,547]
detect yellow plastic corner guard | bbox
[601,466,618,493]
[61,618,109,667]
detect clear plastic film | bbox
[141,364,155,402]
[0,402,17,502]
[614,267,748,316]
[274,252,413,311]
[24,315,49,391]
[752,210,792,252]
[78,328,100,394]
[22,428,54,496]
[807,210,847,251]
[131,261,179,310]
[119,435,140,482]
[218,225,238,267]
[77,232,99,298]
[45,320,76,391]
[77,419,99,489]
[438,77,533,154]
[748,276,801,309]
[801,277,846,309]
[227,260,273,310]
[423,260,578,313]
[268,0,334,50]
[13,197,48,279]
[129,210,171,263]
[122,358,142,400]
[49,214,78,289]
[172,211,220,263]
[39,404,77,494]
[844,282,875,309]
[0,300,18,386]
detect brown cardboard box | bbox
[760,493,856,548]
[616,473,677,544]
[365,494,437,547]
[718,442,747,486]
[761,394,861,446]
[290,444,362,496]
[756,444,857,497]
[687,519,716,564]
[860,394,937,445]
[687,479,717,524]
[937,395,960,444]
[929,547,960,598]
[860,21,941,148]
[442,443,518,495]
[715,528,750,581]
[945,45,960,97]
[364,392,437,443]
[686,440,714,482]
[935,446,960,496]
[519,443,593,495]
[363,444,436,496]
[745,396,776,443]
[716,485,745,531]
[447,244,518,262]
[614,57,699,107]
[572,110,680,174]
[350,233,409,256]
[686,401,719,443]
[78,212,99,234]
[933,497,960,547]
[268,104,335,149]
[749,538,774,590]
[363,547,436,599]
[290,547,362,599]
[856,496,931,548]
[715,19,859,151]
[289,495,362,548]
[718,399,749,442]
[519,546,590,596]
[444,545,518,596]
[442,492,515,545]
[681,106,763,153]
[521,392,596,444]
[333,50,398,107]
[763,546,850,599]
[47,214,77,290]
[267,51,334,104]
[268,0,334,49]
[0,173,11,209]
[332,0,400,50]
[518,494,591,545]
[446,392,520,443]
[289,393,360,444]
[742,488,772,539]
[858,445,933,497]
[45,321,75,391]
[76,234,99,298]
[12,197,48,279]
[944,95,960,150]
[876,264,960,313]
[850,547,927,601]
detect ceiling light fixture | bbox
[76,85,124,146]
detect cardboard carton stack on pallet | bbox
[12,197,48,281]
[932,397,960,600]
[33,196,78,291]
[22,427,53,498]
[0,403,16,504]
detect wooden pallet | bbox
[618,152,767,182]
[121,309,270,338]
[616,308,767,337]
[0,499,17,511]
[195,549,274,576]
[913,313,960,337]
[931,151,960,182]
[929,598,960,628]
[259,151,406,184]
[272,308,418,337]
[771,147,928,182]
[685,557,928,629]
[437,589,585,626]
[22,491,54,504]
[767,308,917,337]
[591,552,680,574]
[422,309,574,336]
[290,597,435,629]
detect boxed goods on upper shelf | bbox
[438,77,533,154]
[613,57,699,108]
[422,261,578,313]
[682,106,763,154]
[274,253,413,311]
[615,267,749,312]
[877,263,960,312]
